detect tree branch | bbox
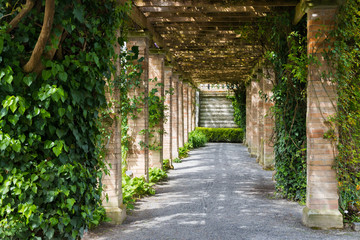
[23,0,55,73]
[6,0,36,33]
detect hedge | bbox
[195,127,244,143]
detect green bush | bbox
[122,175,155,210]
[188,130,207,148]
[178,143,191,159]
[196,127,244,143]
[149,167,168,183]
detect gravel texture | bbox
[84,143,359,240]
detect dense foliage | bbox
[327,0,360,222]
[228,83,246,130]
[0,1,130,239]
[188,129,207,148]
[122,166,167,210]
[237,13,308,202]
[196,127,244,143]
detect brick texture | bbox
[306,7,339,212]
[149,52,165,169]
[127,35,149,179]
[172,74,180,158]
[163,65,173,163]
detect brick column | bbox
[262,68,275,170]
[188,87,192,133]
[303,6,343,229]
[172,74,180,158]
[250,79,260,158]
[245,83,251,149]
[148,51,165,169]
[192,88,196,131]
[127,34,149,180]
[257,73,265,163]
[103,88,126,224]
[183,83,189,143]
[178,80,184,148]
[163,65,173,163]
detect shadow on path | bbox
[84,143,359,240]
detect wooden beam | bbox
[140,6,271,13]
[293,0,339,24]
[134,0,298,7]
[120,0,165,47]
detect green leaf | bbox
[4,74,13,84]
[0,134,11,150]
[66,198,76,210]
[44,141,55,149]
[8,114,20,125]
[49,217,58,226]
[53,141,63,157]
[11,140,21,152]
[59,72,68,81]
[58,108,66,117]
[73,5,85,23]
[42,70,52,81]
[23,76,33,86]
[45,228,55,239]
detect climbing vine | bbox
[227,82,246,130]
[236,13,308,202]
[0,1,131,239]
[326,0,360,222]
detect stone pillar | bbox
[178,79,184,148]
[245,83,251,149]
[127,34,149,180]
[172,74,180,159]
[257,73,265,163]
[250,79,260,158]
[102,89,126,224]
[188,87,192,133]
[195,90,200,128]
[163,65,173,163]
[192,88,196,131]
[262,68,275,170]
[183,83,189,143]
[303,5,343,229]
[148,51,165,169]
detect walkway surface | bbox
[85,143,359,240]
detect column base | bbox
[302,207,343,229]
[105,206,127,225]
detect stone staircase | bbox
[199,91,238,128]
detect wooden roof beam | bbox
[120,0,165,47]
[139,6,270,13]
[134,0,299,7]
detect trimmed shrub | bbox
[188,130,208,148]
[196,127,244,143]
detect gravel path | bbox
[85,143,359,240]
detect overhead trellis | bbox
[124,0,299,84]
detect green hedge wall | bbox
[196,127,243,143]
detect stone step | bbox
[200,107,234,112]
[199,122,239,128]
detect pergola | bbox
[122,0,304,84]
[104,0,343,231]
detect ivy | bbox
[326,0,360,223]
[236,13,308,202]
[0,1,131,239]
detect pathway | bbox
[85,143,359,240]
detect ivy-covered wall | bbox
[329,1,360,223]
[0,1,129,239]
